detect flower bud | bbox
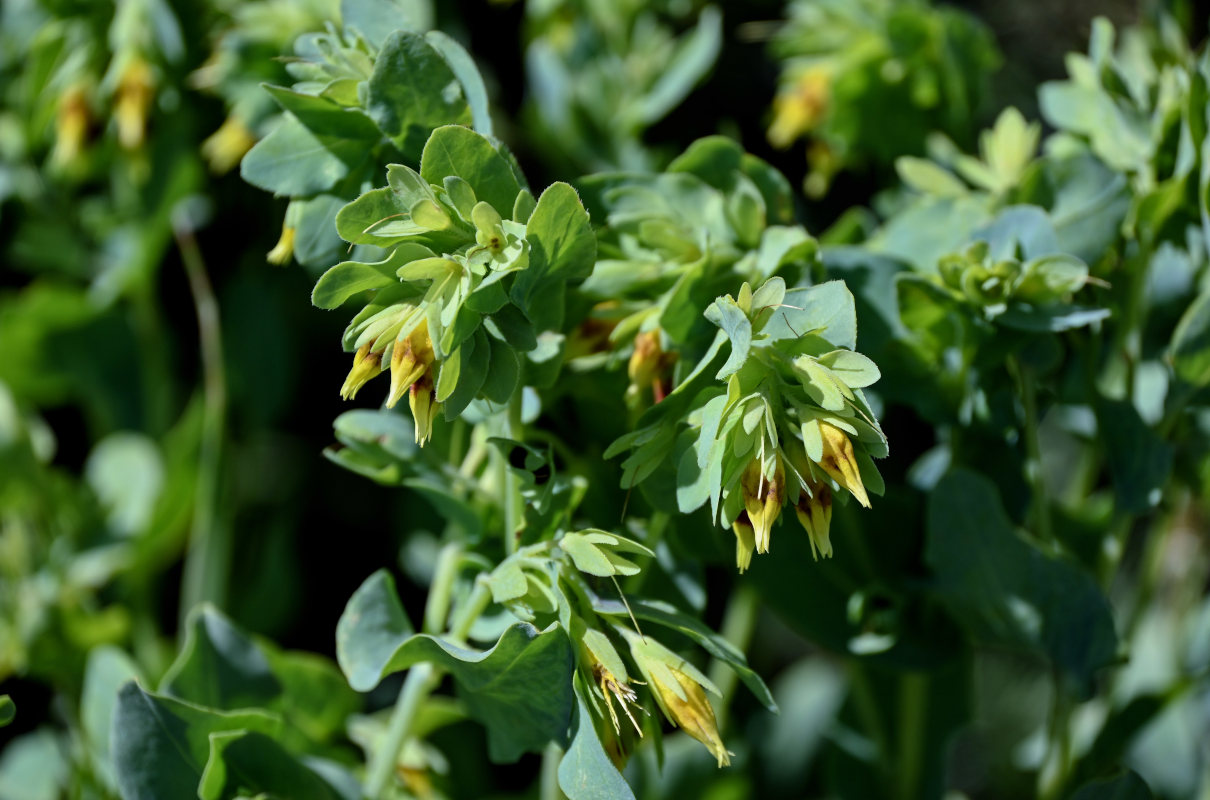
[794,481,833,560]
[202,115,257,174]
[731,514,756,573]
[387,320,435,409]
[409,371,439,445]
[768,67,830,149]
[266,223,295,266]
[647,666,730,767]
[627,329,675,403]
[740,457,784,554]
[52,84,90,167]
[114,57,154,150]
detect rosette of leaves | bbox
[574,136,818,402]
[607,277,888,569]
[240,3,491,269]
[312,124,594,442]
[523,0,721,174]
[767,0,1000,197]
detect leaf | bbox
[312,244,434,309]
[341,0,433,48]
[84,432,163,536]
[896,157,968,197]
[367,32,471,161]
[635,5,721,124]
[557,691,635,800]
[511,182,595,331]
[336,570,416,693]
[925,470,1118,693]
[817,350,881,389]
[81,647,141,786]
[1095,398,1172,513]
[765,280,858,349]
[337,572,573,763]
[425,31,492,137]
[263,85,382,141]
[481,336,520,404]
[111,683,282,800]
[704,297,751,378]
[198,731,345,800]
[420,125,520,216]
[1170,288,1210,388]
[0,696,12,727]
[241,113,371,197]
[160,604,282,710]
[1069,771,1154,800]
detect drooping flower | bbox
[768,66,831,149]
[818,421,870,507]
[740,456,784,554]
[627,329,677,404]
[202,115,257,174]
[340,344,384,400]
[52,84,90,167]
[794,480,833,559]
[387,320,436,409]
[266,223,295,265]
[408,371,439,446]
[731,514,757,573]
[113,57,155,150]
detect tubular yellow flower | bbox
[740,457,784,554]
[202,115,257,174]
[387,320,435,409]
[266,224,296,265]
[626,329,676,403]
[731,515,756,573]
[340,344,384,400]
[114,57,155,150]
[818,421,870,507]
[52,84,90,167]
[794,481,833,560]
[648,667,730,768]
[409,371,439,445]
[768,67,831,149]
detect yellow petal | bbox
[818,422,870,507]
[340,344,383,400]
[656,668,731,768]
[266,224,295,266]
[731,518,755,573]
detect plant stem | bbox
[174,215,229,627]
[503,393,524,555]
[1038,669,1073,800]
[1009,355,1052,544]
[896,672,928,800]
[365,662,440,798]
[424,543,464,634]
[540,742,566,800]
[708,583,759,731]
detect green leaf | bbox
[341,0,433,48]
[896,157,969,197]
[336,570,417,693]
[635,5,721,124]
[704,296,751,379]
[198,731,345,800]
[160,605,282,710]
[312,244,434,309]
[367,32,471,160]
[512,182,595,331]
[0,696,12,728]
[1069,771,1154,800]
[817,350,881,389]
[481,336,520,404]
[241,113,371,197]
[81,647,141,786]
[1095,398,1172,513]
[557,691,635,800]
[925,470,1118,693]
[337,571,573,762]
[84,432,162,536]
[263,85,382,141]
[425,31,492,137]
[420,125,520,216]
[112,683,282,800]
[1170,288,1210,388]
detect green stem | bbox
[1009,355,1052,544]
[424,543,464,635]
[503,393,524,555]
[174,217,229,626]
[896,673,928,800]
[1039,669,1073,800]
[540,742,566,800]
[707,583,759,731]
[849,663,891,782]
[450,579,492,644]
[365,663,441,798]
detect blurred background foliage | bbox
[2,0,1210,798]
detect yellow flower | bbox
[266,223,295,265]
[818,422,870,507]
[648,666,730,767]
[409,371,439,446]
[113,57,154,150]
[794,481,833,559]
[387,320,436,409]
[202,115,257,174]
[730,515,756,573]
[592,661,644,739]
[627,329,676,403]
[340,344,384,400]
[52,84,90,167]
[740,457,784,555]
[768,66,831,149]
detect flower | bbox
[731,514,756,573]
[818,421,869,507]
[202,115,257,174]
[627,329,677,404]
[113,57,155,150]
[340,344,384,400]
[794,480,833,559]
[52,84,90,167]
[768,66,831,149]
[740,456,784,554]
[266,223,295,265]
[409,371,439,446]
[387,320,436,409]
[647,666,730,767]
